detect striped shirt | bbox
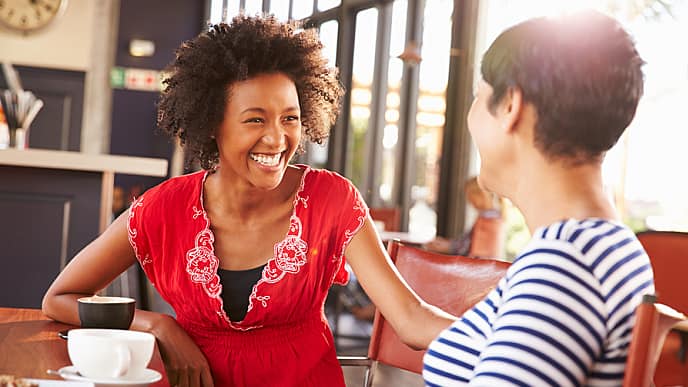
[423,219,655,386]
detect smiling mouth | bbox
[249,152,283,167]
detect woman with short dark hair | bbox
[423,11,654,386]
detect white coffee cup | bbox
[67,329,155,380]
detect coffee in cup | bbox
[67,329,155,380]
[77,296,135,330]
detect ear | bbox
[499,86,524,134]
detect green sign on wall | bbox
[110,67,125,89]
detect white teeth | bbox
[250,153,281,166]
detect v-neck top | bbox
[127,165,368,386]
[218,264,267,322]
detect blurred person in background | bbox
[424,176,505,259]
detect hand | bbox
[152,315,214,387]
[423,236,454,254]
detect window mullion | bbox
[327,6,356,175]
[436,0,480,238]
[394,0,424,230]
[364,2,393,207]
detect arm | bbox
[42,210,214,387]
[42,210,144,327]
[345,217,457,350]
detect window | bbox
[348,8,378,190]
[207,0,457,232]
[472,0,688,259]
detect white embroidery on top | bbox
[338,196,367,261]
[188,167,311,331]
[127,197,152,266]
[262,216,308,284]
[185,211,221,298]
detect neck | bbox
[205,166,298,221]
[508,153,618,234]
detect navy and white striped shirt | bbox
[423,219,655,386]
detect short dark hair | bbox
[157,15,344,170]
[481,11,644,162]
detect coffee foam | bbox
[78,296,135,304]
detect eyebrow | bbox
[240,106,300,115]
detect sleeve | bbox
[329,174,369,285]
[469,246,606,386]
[126,193,156,286]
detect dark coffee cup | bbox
[77,296,136,330]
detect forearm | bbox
[397,301,457,350]
[42,291,174,336]
[42,293,86,327]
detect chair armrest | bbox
[337,356,373,367]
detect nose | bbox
[261,119,286,147]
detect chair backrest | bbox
[369,207,401,232]
[636,231,688,314]
[368,240,510,374]
[623,294,687,387]
[635,231,688,386]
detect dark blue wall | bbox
[110,0,204,193]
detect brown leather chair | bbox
[623,294,687,387]
[339,240,510,386]
[636,231,688,385]
[369,207,401,232]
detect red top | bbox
[127,165,368,386]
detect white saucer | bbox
[57,366,162,386]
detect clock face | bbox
[0,0,66,32]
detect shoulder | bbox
[517,219,645,267]
[138,170,205,205]
[301,165,360,197]
[510,218,653,299]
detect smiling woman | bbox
[41,14,458,387]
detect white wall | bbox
[0,0,96,71]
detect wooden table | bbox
[378,231,434,246]
[0,308,169,386]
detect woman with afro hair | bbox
[43,15,456,387]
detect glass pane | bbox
[209,0,241,23]
[292,0,314,20]
[226,0,241,20]
[209,0,224,24]
[379,0,407,205]
[270,0,290,20]
[348,8,378,189]
[408,0,453,239]
[243,0,263,15]
[303,20,339,169]
[319,20,338,67]
[473,0,688,258]
[317,0,341,12]
[613,2,688,232]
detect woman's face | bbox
[466,79,513,195]
[216,72,302,191]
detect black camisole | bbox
[218,264,267,322]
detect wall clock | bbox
[0,0,67,33]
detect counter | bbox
[0,149,168,308]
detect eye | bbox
[243,117,264,124]
[284,115,300,123]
